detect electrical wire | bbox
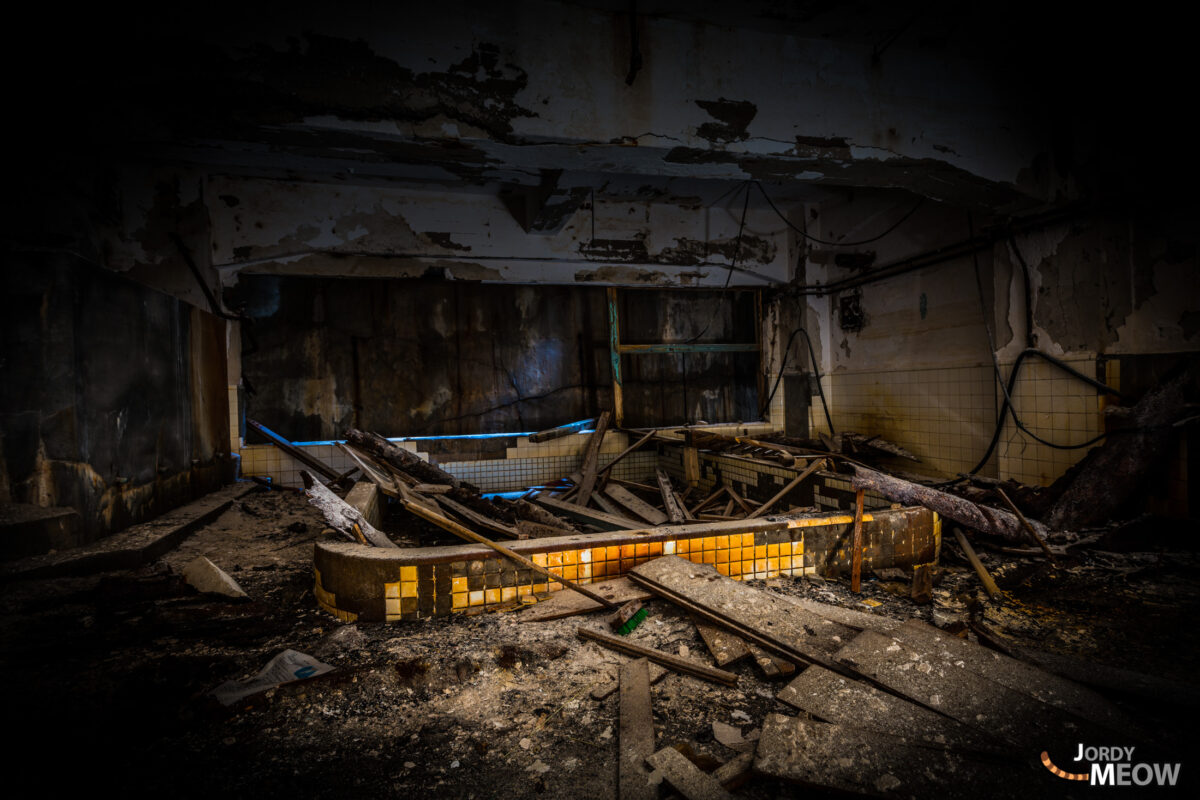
[683,180,752,344]
[758,326,835,435]
[754,180,925,247]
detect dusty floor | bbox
[2,486,1197,797]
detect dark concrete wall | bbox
[0,256,231,540]
[233,277,760,438]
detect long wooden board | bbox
[577,627,738,687]
[574,410,611,504]
[521,577,652,622]
[646,748,736,800]
[604,484,669,525]
[619,658,656,800]
[694,620,752,667]
[533,493,643,531]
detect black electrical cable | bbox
[758,326,835,435]
[754,180,925,247]
[684,180,751,344]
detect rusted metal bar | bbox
[850,488,865,593]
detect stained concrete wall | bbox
[234,277,760,439]
[0,257,231,541]
[797,192,1199,488]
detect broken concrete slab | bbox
[776,665,1005,755]
[522,577,652,622]
[181,556,248,599]
[646,747,736,800]
[693,620,751,667]
[754,713,1030,798]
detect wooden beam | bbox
[574,410,612,505]
[534,493,646,531]
[299,471,397,548]
[604,484,669,525]
[433,495,521,539]
[952,528,1000,598]
[645,748,736,800]
[657,469,686,524]
[746,458,826,519]
[598,429,657,480]
[995,487,1057,564]
[577,627,738,687]
[247,419,347,486]
[529,417,595,443]
[619,659,657,800]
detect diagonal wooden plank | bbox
[534,493,644,531]
[619,658,657,800]
[522,577,652,622]
[657,469,687,523]
[746,458,826,519]
[777,665,1005,755]
[574,410,612,505]
[604,484,669,525]
[646,747,736,800]
[694,620,752,667]
[577,627,738,686]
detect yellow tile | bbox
[580,549,593,564]
[730,546,741,563]
[532,553,547,567]
[705,537,717,550]
[741,533,755,546]
[649,542,663,556]
[400,566,417,582]
[781,555,793,570]
[563,565,578,580]
[386,612,402,622]
[791,540,804,554]
[548,552,563,568]
[384,582,401,599]
[754,545,767,559]
[452,593,468,610]
[677,539,691,554]
[716,535,729,548]
[452,577,468,593]
[701,551,716,565]
[742,560,754,574]
[468,590,485,607]
[606,546,621,560]
[716,563,730,576]
[501,586,517,602]
[533,582,548,593]
[485,589,501,605]
[768,543,780,557]
[548,581,562,592]
[401,582,418,598]
[715,549,729,563]
[620,544,635,559]
[755,558,767,573]
[563,550,578,565]
[385,597,401,616]
[663,541,676,555]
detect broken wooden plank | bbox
[592,662,668,701]
[247,419,348,486]
[911,562,933,604]
[508,498,577,532]
[522,577,652,622]
[657,469,686,524]
[577,627,738,687]
[533,493,644,531]
[515,520,566,539]
[299,471,397,548]
[995,486,1057,563]
[629,556,855,669]
[645,748,736,800]
[833,630,1118,749]
[952,528,1000,597]
[754,714,1026,799]
[776,665,1005,755]
[709,753,753,791]
[604,484,669,525]
[619,658,657,800]
[574,410,612,505]
[851,465,1049,543]
[748,643,796,680]
[433,494,521,539]
[693,620,751,667]
[344,481,382,529]
[746,458,826,519]
[412,483,452,494]
[689,485,725,514]
[597,429,658,482]
[721,482,751,516]
[345,428,471,491]
[336,442,396,493]
[529,417,596,443]
[592,491,643,525]
[682,446,700,485]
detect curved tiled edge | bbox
[312,507,938,622]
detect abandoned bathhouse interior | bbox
[2,2,1198,797]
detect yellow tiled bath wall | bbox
[312,506,937,623]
